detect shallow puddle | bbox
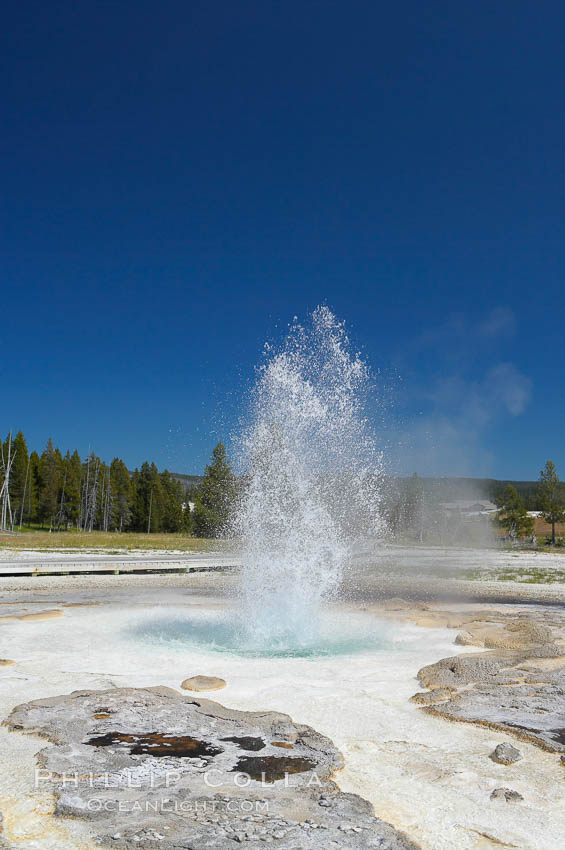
[232,755,316,781]
[221,735,266,751]
[85,731,223,758]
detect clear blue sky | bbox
[2,1,563,480]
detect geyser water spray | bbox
[233,307,385,651]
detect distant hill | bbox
[390,476,542,509]
[170,472,203,490]
[172,471,541,508]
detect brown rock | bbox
[180,675,226,692]
[454,631,476,646]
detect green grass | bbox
[0,530,232,553]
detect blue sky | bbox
[2,1,564,479]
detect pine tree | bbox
[130,462,164,532]
[110,458,133,531]
[62,450,82,528]
[38,439,63,528]
[496,485,534,539]
[28,451,40,525]
[159,471,185,532]
[147,463,165,532]
[130,468,142,530]
[538,461,565,544]
[193,442,236,538]
[93,461,110,531]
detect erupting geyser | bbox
[234,307,386,651]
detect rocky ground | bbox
[5,686,417,850]
[360,596,565,756]
[1,546,565,849]
[409,607,565,753]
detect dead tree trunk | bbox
[57,469,67,531]
[0,432,15,532]
[19,454,30,531]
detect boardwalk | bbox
[0,552,241,576]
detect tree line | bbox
[380,462,565,546]
[4,429,562,545]
[380,473,490,547]
[496,460,565,543]
[0,431,237,537]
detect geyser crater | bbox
[129,607,394,658]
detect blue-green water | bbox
[128,609,393,659]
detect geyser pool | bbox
[233,307,385,651]
[129,607,393,658]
